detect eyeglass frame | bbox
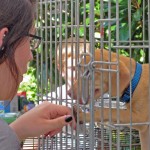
[27,34,42,51]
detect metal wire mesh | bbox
[35,0,150,149]
[22,128,140,150]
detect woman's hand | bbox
[9,101,76,140]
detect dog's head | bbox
[68,49,135,104]
[57,37,90,89]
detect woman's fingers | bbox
[47,115,73,130]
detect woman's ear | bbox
[0,27,8,47]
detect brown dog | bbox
[68,49,149,150]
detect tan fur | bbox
[57,37,90,89]
[68,49,150,150]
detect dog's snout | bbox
[67,90,71,97]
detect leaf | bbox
[119,24,129,41]
[86,18,90,25]
[79,27,85,36]
[133,8,142,22]
[138,0,141,5]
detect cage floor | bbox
[22,127,141,150]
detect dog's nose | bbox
[67,90,71,97]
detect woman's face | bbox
[0,28,35,100]
[14,30,34,76]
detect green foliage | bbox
[94,0,148,63]
[18,66,37,102]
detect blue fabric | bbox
[121,63,142,103]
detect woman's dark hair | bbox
[0,0,36,97]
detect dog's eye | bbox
[72,66,76,71]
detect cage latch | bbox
[78,53,92,105]
[81,70,91,105]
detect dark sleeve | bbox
[0,119,21,150]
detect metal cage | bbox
[32,0,150,150]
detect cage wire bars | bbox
[35,0,150,150]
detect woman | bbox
[0,0,75,149]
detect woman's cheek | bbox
[14,41,32,74]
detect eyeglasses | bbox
[27,34,42,51]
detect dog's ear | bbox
[111,60,130,96]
